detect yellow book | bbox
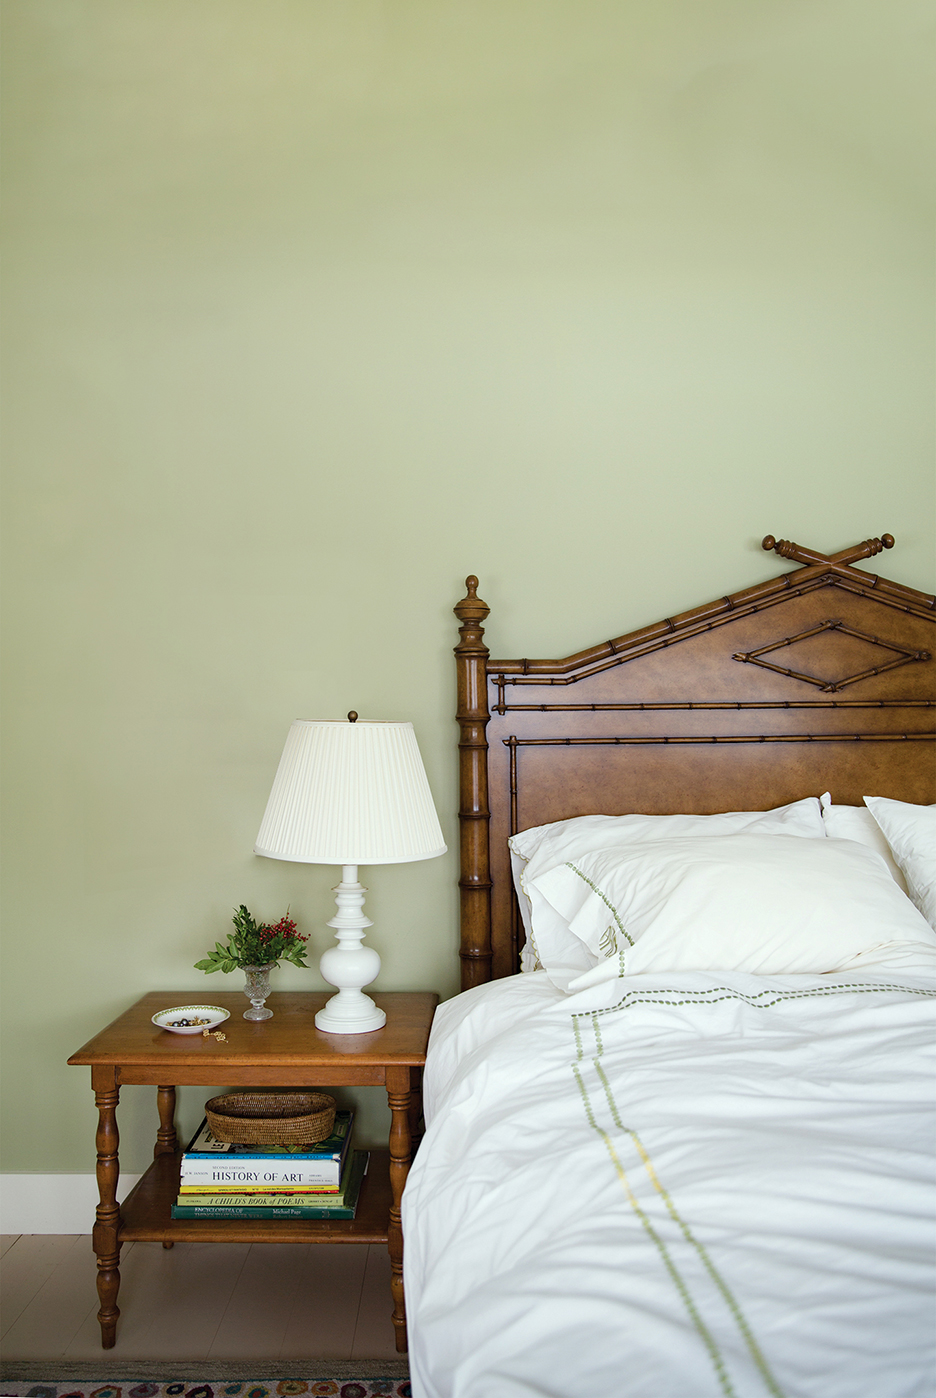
[178,1183,338,1195]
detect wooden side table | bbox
[68,990,438,1351]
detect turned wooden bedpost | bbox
[454,576,493,989]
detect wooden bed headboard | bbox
[454,535,936,990]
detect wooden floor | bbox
[0,1234,398,1362]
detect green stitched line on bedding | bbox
[592,1008,604,1059]
[570,979,933,1395]
[572,1013,585,1061]
[571,1062,740,1398]
[571,979,936,1025]
[564,863,635,946]
[593,1055,785,1398]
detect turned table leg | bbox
[386,1065,413,1352]
[91,1065,121,1348]
[155,1084,178,1156]
[407,1066,425,1149]
[156,1085,177,1247]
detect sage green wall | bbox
[2,1,933,1173]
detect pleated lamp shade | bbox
[254,718,446,866]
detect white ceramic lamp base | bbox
[314,866,387,1034]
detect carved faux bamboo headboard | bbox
[454,535,936,990]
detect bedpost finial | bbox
[455,574,490,650]
[882,534,895,549]
[762,536,777,553]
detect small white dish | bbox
[152,1005,230,1035]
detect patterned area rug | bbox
[0,1364,412,1398]
[2,1382,411,1398]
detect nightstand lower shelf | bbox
[120,1148,393,1245]
[68,990,438,1350]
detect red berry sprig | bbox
[195,906,309,974]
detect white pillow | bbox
[513,849,544,971]
[510,798,825,974]
[528,833,936,987]
[864,797,936,931]
[819,793,909,893]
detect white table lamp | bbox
[254,713,446,1033]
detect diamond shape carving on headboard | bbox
[732,618,930,692]
[738,533,933,690]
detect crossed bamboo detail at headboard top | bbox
[474,535,933,693]
[762,532,895,569]
[454,536,936,989]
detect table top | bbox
[69,990,439,1068]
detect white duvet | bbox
[403,969,936,1398]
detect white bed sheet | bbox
[403,969,936,1398]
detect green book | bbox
[170,1150,369,1220]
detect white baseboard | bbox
[0,1174,141,1234]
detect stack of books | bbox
[171,1108,368,1220]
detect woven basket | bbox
[204,1091,337,1145]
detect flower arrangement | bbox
[195,905,309,973]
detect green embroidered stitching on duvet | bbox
[569,979,933,1396]
[572,1062,740,1398]
[574,1043,784,1396]
[575,979,936,1024]
[571,979,935,1393]
[592,1054,784,1398]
